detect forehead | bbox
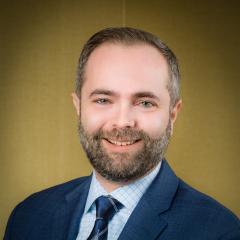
[83,43,170,97]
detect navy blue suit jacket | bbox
[4,160,240,239]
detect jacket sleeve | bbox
[218,227,240,240]
[3,207,18,240]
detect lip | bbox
[102,138,143,152]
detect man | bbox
[4,27,240,240]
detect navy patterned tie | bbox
[87,195,122,240]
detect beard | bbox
[78,121,172,183]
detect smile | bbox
[104,138,140,146]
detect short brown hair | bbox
[76,27,180,107]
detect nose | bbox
[111,103,136,129]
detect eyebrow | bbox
[89,89,117,97]
[133,91,160,101]
[89,89,160,101]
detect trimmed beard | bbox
[78,121,172,183]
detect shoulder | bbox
[4,176,91,239]
[160,160,239,229]
[176,179,238,217]
[172,179,240,236]
[13,176,90,214]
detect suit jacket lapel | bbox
[52,176,92,240]
[118,160,179,240]
[118,198,168,240]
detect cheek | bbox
[80,107,109,134]
[139,113,170,139]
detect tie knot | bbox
[95,195,122,222]
[87,196,123,240]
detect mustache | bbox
[94,128,148,141]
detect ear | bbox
[170,99,182,135]
[71,93,80,116]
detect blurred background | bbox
[0,0,239,237]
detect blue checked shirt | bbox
[76,161,161,240]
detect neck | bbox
[94,164,159,193]
[95,172,125,192]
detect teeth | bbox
[108,139,135,146]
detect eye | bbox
[138,100,155,108]
[93,98,111,105]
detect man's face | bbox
[73,43,181,182]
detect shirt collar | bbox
[84,161,162,213]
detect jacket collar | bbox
[118,160,179,240]
[52,175,92,240]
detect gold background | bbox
[0,0,239,237]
